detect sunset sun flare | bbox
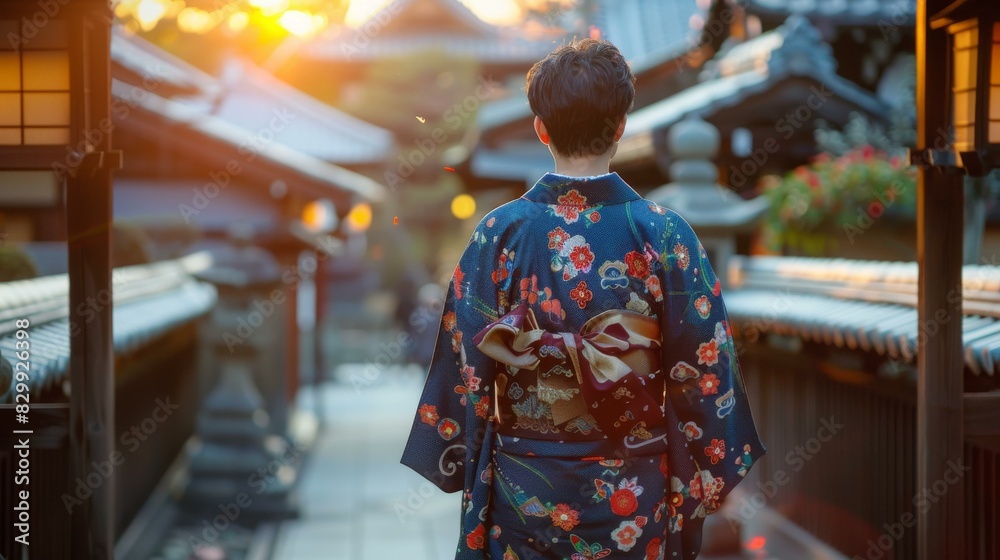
[345,0,523,27]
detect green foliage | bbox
[0,244,38,282]
[761,146,917,255]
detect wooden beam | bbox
[915,1,966,558]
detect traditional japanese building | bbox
[469,0,714,191]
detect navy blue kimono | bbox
[401,172,765,560]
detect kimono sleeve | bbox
[400,224,499,496]
[657,212,766,525]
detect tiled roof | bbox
[110,79,387,202]
[592,0,704,65]
[0,253,217,402]
[746,0,915,25]
[211,61,395,166]
[616,15,889,163]
[110,28,394,168]
[725,256,1000,377]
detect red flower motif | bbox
[699,373,720,396]
[609,489,639,516]
[451,330,463,353]
[540,297,563,318]
[712,279,722,297]
[625,250,651,278]
[443,311,457,332]
[689,474,703,500]
[548,227,570,250]
[695,295,712,319]
[475,396,491,419]
[569,244,595,272]
[418,404,439,426]
[466,523,486,550]
[551,190,588,223]
[454,265,464,299]
[588,211,601,223]
[549,503,581,531]
[669,491,684,511]
[519,275,539,304]
[645,538,663,560]
[701,476,725,512]
[438,418,460,440]
[697,339,720,366]
[570,280,593,309]
[558,189,587,207]
[645,276,662,301]
[705,438,726,465]
[491,253,510,285]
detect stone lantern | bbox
[180,233,298,522]
[646,117,770,285]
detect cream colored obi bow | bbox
[472,303,661,385]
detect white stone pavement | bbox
[271,364,459,560]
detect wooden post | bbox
[67,8,118,559]
[915,1,965,558]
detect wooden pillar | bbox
[915,1,965,558]
[67,8,118,559]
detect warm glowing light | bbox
[461,0,521,25]
[451,194,476,220]
[114,0,137,19]
[228,11,250,32]
[278,10,326,37]
[249,0,289,17]
[345,0,523,27]
[746,536,767,550]
[346,203,373,233]
[135,0,168,31]
[302,199,337,232]
[177,7,216,34]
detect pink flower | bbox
[612,519,643,551]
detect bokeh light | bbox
[451,194,477,220]
[346,202,373,233]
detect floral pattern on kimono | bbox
[401,172,765,559]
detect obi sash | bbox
[472,302,668,452]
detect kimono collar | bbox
[522,172,643,206]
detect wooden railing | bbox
[0,254,216,560]
[726,256,1000,560]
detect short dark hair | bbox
[526,39,636,158]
